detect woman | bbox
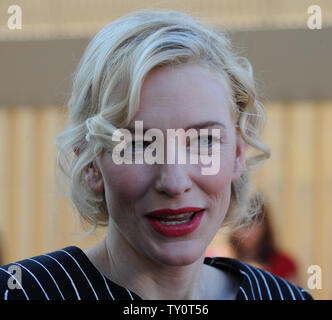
[0,9,312,300]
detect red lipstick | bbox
[146,207,205,237]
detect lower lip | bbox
[147,211,205,237]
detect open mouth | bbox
[154,210,204,225]
[146,208,205,237]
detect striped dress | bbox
[0,246,313,300]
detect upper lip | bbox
[146,207,205,218]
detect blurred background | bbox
[0,0,331,299]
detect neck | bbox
[88,225,211,300]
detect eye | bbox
[197,135,222,148]
[187,134,223,153]
[131,140,150,152]
[198,135,213,148]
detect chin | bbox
[151,240,206,267]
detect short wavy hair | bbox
[55,9,271,233]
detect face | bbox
[86,63,246,267]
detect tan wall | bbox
[254,101,332,300]
[1,0,332,41]
[0,102,331,299]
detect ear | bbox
[82,161,104,193]
[231,132,247,182]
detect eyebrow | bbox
[184,121,226,131]
[126,121,227,133]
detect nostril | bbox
[155,181,192,197]
[154,164,192,196]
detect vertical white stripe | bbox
[44,254,81,300]
[59,250,99,300]
[0,267,29,300]
[243,264,263,300]
[28,258,65,300]
[4,289,8,300]
[301,289,311,300]
[293,286,305,300]
[262,270,284,300]
[100,274,115,300]
[14,263,49,300]
[239,287,248,300]
[279,278,296,300]
[126,288,134,300]
[239,270,256,299]
[255,268,272,300]
[239,263,263,300]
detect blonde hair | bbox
[55,9,271,232]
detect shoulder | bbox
[0,246,95,300]
[0,246,141,300]
[204,256,313,300]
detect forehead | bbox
[128,63,233,130]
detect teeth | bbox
[148,210,203,225]
[161,212,195,220]
[159,218,192,225]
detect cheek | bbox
[199,171,232,199]
[201,152,235,190]
[102,164,150,203]
[196,152,235,215]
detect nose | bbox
[155,163,192,197]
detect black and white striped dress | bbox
[0,246,313,300]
